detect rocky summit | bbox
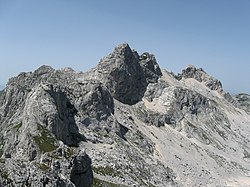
[0,43,250,187]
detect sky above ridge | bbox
[0,0,249,94]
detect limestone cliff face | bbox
[89,43,162,105]
[234,93,250,113]
[0,44,250,187]
[176,65,223,91]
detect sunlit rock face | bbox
[0,43,250,187]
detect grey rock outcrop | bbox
[141,83,216,128]
[139,52,162,83]
[1,43,250,187]
[70,149,93,187]
[19,83,83,150]
[90,43,162,105]
[234,93,250,113]
[177,64,223,91]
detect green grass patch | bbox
[0,170,13,184]
[13,122,22,130]
[93,166,122,177]
[35,163,49,171]
[93,177,127,187]
[65,147,74,159]
[33,124,58,153]
[1,171,9,179]
[136,130,144,140]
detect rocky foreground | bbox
[0,43,250,187]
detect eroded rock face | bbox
[20,83,83,148]
[177,65,223,91]
[234,93,250,113]
[1,43,250,187]
[90,43,162,105]
[75,81,114,121]
[139,52,162,83]
[92,43,146,105]
[140,83,217,128]
[70,150,93,187]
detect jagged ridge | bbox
[0,43,250,187]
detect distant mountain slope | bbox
[0,86,5,97]
[234,93,250,112]
[0,43,250,187]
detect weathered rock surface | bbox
[0,43,250,187]
[177,64,223,91]
[70,149,93,187]
[89,43,162,105]
[234,93,250,113]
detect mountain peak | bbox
[92,43,162,105]
[1,44,250,187]
[177,64,223,91]
[114,42,130,52]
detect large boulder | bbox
[70,150,93,187]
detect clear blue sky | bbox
[0,0,249,94]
